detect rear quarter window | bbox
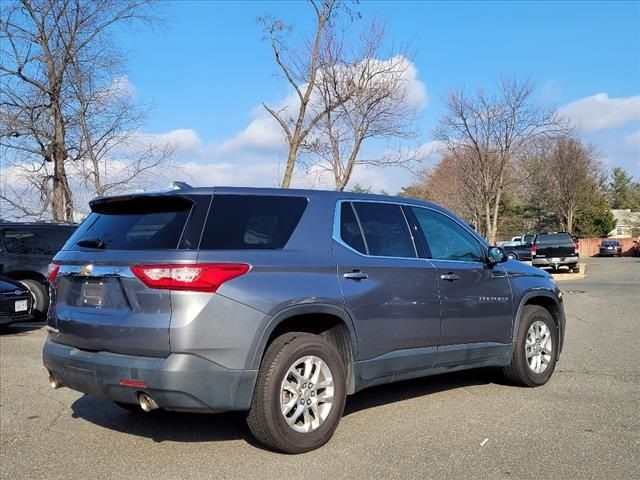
[200,195,307,250]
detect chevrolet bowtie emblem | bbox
[79,264,94,276]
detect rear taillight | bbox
[574,242,579,254]
[531,245,537,256]
[130,263,250,292]
[47,262,61,282]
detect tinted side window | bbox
[411,207,484,262]
[200,195,307,250]
[339,202,366,254]
[2,227,74,255]
[352,202,415,258]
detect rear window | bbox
[535,233,574,245]
[65,196,192,250]
[2,227,74,255]
[200,195,307,250]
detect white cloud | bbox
[625,129,640,146]
[560,93,640,131]
[137,128,203,153]
[402,59,428,109]
[216,112,286,154]
[110,74,135,97]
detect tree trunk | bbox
[566,206,574,234]
[281,142,299,188]
[484,199,493,244]
[50,99,71,221]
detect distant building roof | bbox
[611,209,640,226]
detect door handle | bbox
[440,273,460,282]
[343,270,368,280]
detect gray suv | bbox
[43,187,565,453]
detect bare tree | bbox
[260,0,354,188]
[400,152,483,229]
[434,78,565,243]
[1,0,156,221]
[304,21,421,191]
[67,49,175,203]
[524,136,600,234]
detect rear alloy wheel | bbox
[503,305,558,387]
[247,333,346,453]
[506,252,517,260]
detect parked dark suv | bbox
[43,187,565,453]
[0,222,77,317]
[531,232,580,273]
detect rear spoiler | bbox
[89,193,195,215]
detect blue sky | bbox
[114,0,640,192]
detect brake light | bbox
[574,242,579,254]
[47,262,61,282]
[531,245,537,256]
[130,263,250,292]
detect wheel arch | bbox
[3,270,47,284]
[250,304,358,394]
[514,292,565,358]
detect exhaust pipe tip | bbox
[138,393,159,412]
[48,372,63,389]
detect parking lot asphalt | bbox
[1,257,639,480]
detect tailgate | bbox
[49,262,174,356]
[536,243,575,258]
[47,193,208,357]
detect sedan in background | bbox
[0,277,33,327]
[599,240,623,257]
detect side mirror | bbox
[487,246,507,265]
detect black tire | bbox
[19,279,49,319]
[247,332,347,454]
[572,265,580,273]
[503,305,558,387]
[506,252,517,261]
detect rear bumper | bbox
[532,257,578,267]
[43,338,257,412]
[599,250,621,256]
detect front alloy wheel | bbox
[525,320,552,374]
[503,305,558,387]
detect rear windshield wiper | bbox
[76,238,107,249]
